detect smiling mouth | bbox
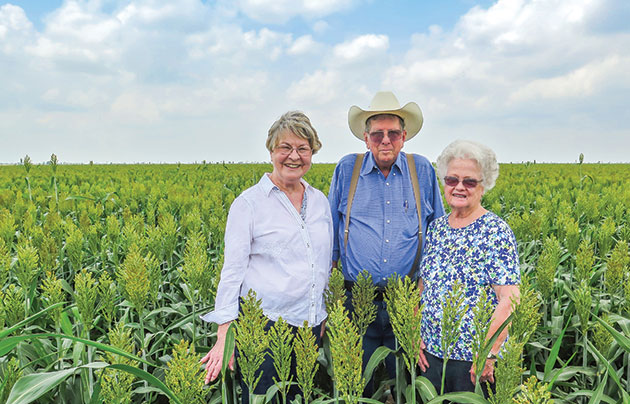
[285,163,301,168]
[453,193,467,198]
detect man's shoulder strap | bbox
[406,153,423,277]
[344,153,364,252]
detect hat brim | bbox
[348,101,423,141]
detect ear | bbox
[364,132,370,149]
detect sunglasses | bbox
[368,130,403,143]
[443,176,482,189]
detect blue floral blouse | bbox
[419,211,520,361]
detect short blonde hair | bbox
[265,111,322,154]
[436,139,499,192]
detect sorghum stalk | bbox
[471,288,494,392]
[236,289,269,403]
[100,322,136,404]
[605,241,629,308]
[41,270,65,369]
[512,376,554,404]
[165,340,207,404]
[74,268,98,396]
[573,279,591,382]
[50,153,59,206]
[487,338,524,404]
[325,266,346,310]
[295,321,319,403]
[384,275,424,404]
[327,300,364,404]
[180,231,212,345]
[439,280,468,395]
[268,317,294,404]
[351,270,377,338]
[22,154,32,202]
[14,241,39,317]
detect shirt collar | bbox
[260,173,312,196]
[361,151,405,176]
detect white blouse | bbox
[200,173,333,327]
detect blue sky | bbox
[1,0,629,164]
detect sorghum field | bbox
[0,157,629,404]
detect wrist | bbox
[486,352,498,361]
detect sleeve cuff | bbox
[199,302,239,325]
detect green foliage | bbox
[1,284,25,327]
[488,338,525,404]
[324,266,345,311]
[535,236,560,301]
[0,210,16,248]
[117,244,159,314]
[471,288,494,382]
[605,241,629,297]
[327,300,364,404]
[14,240,39,291]
[512,376,554,404]
[98,272,116,327]
[268,317,294,403]
[74,268,98,334]
[441,280,468,364]
[65,224,84,272]
[592,313,613,357]
[351,270,377,337]
[0,357,22,403]
[179,231,213,301]
[165,340,206,404]
[0,237,10,288]
[294,321,319,403]
[384,275,423,372]
[509,274,542,345]
[575,240,595,284]
[597,216,616,258]
[40,271,64,327]
[100,323,136,404]
[236,289,269,396]
[573,280,592,336]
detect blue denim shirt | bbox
[328,151,445,287]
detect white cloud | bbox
[332,34,389,63]
[235,0,356,24]
[510,55,630,101]
[287,70,341,104]
[312,20,329,34]
[288,35,319,55]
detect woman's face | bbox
[270,131,312,186]
[444,158,485,213]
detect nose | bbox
[288,147,301,158]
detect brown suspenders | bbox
[343,153,424,276]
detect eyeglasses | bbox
[443,176,482,189]
[275,144,312,157]
[368,130,403,144]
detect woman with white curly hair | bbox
[417,139,521,394]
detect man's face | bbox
[363,115,406,172]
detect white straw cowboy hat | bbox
[348,91,423,141]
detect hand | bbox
[200,323,234,384]
[470,359,495,385]
[417,339,429,372]
[319,319,326,339]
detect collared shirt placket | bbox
[381,170,394,283]
[273,187,318,326]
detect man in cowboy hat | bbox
[328,91,445,396]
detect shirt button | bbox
[386,219,391,224]
[386,182,390,186]
[385,239,389,243]
[383,259,387,263]
[386,200,390,204]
